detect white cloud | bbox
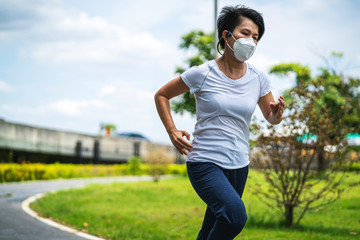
[0,1,179,66]
[24,6,176,64]
[56,12,110,33]
[248,53,280,72]
[298,0,332,13]
[0,81,13,92]
[99,85,117,97]
[0,81,157,126]
[179,1,213,32]
[0,104,11,111]
[46,99,108,116]
[113,0,185,29]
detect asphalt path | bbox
[0,175,162,240]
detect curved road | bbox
[0,175,160,240]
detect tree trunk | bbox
[105,127,111,137]
[317,146,326,172]
[285,205,293,227]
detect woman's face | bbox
[229,17,259,45]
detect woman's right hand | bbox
[168,129,193,155]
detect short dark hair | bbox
[217,5,265,51]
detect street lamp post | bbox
[214,0,218,58]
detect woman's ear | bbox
[222,30,229,40]
[222,30,232,44]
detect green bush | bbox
[0,163,125,182]
[125,156,144,175]
[0,163,187,183]
[167,164,187,176]
[342,162,360,172]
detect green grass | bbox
[30,170,360,240]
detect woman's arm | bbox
[258,92,285,125]
[154,76,193,155]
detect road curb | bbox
[21,175,176,240]
[19,175,177,240]
[22,192,106,240]
[21,193,105,240]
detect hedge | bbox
[0,163,187,183]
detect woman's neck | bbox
[216,53,247,80]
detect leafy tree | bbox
[270,53,360,171]
[103,123,117,137]
[251,89,346,227]
[251,53,360,227]
[171,30,214,115]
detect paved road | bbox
[0,175,161,240]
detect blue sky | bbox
[1,0,359,144]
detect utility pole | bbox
[214,0,218,58]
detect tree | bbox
[270,53,360,171]
[251,95,346,227]
[251,54,360,227]
[103,123,117,137]
[171,30,214,115]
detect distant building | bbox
[0,119,185,164]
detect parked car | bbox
[114,132,149,141]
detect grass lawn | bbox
[30,169,360,240]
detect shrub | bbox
[167,164,187,176]
[342,161,360,172]
[0,162,186,183]
[125,156,144,175]
[0,163,126,182]
[143,150,175,182]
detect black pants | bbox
[187,161,249,240]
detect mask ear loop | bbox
[217,31,233,56]
[217,38,224,56]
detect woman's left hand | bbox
[269,95,285,121]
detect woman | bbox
[155,5,285,240]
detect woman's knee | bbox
[232,211,247,229]
[219,202,247,229]
[211,210,247,239]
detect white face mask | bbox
[226,33,256,62]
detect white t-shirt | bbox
[181,60,272,169]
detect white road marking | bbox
[22,192,106,240]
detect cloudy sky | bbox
[1,0,359,144]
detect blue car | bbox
[115,132,149,141]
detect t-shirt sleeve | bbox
[180,66,205,94]
[259,72,272,97]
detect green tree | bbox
[171,30,214,115]
[251,53,360,227]
[103,123,117,137]
[270,53,360,171]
